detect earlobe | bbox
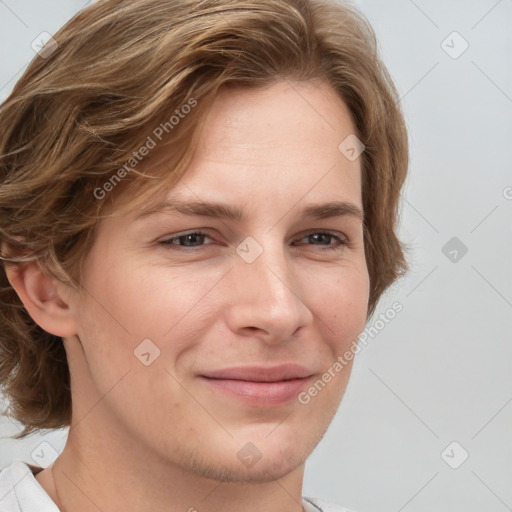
[4,261,78,338]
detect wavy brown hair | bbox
[0,0,408,438]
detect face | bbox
[63,79,369,483]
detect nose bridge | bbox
[226,236,312,339]
[238,237,292,299]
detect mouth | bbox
[198,364,315,407]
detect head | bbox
[0,0,408,482]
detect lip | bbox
[199,364,314,407]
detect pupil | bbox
[183,234,203,246]
[311,233,330,245]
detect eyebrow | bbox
[135,199,365,223]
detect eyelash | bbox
[159,230,349,251]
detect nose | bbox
[224,241,314,344]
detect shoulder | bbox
[303,496,358,512]
[0,460,59,512]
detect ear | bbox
[4,260,77,338]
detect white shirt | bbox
[0,460,355,512]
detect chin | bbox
[188,451,307,484]
[170,431,316,484]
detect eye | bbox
[293,231,348,250]
[158,230,349,251]
[160,231,213,248]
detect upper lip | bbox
[200,364,314,382]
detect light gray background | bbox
[1,1,511,511]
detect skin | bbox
[7,79,369,512]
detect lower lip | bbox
[199,377,313,407]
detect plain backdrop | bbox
[0,1,511,511]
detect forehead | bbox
[119,79,363,219]
[195,79,357,159]
[178,80,361,202]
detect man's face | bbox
[64,79,369,482]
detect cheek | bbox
[297,269,368,416]
[82,251,218,337]
[69,262,210,425]
[309,264,370,351]
[74,256,225,384]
